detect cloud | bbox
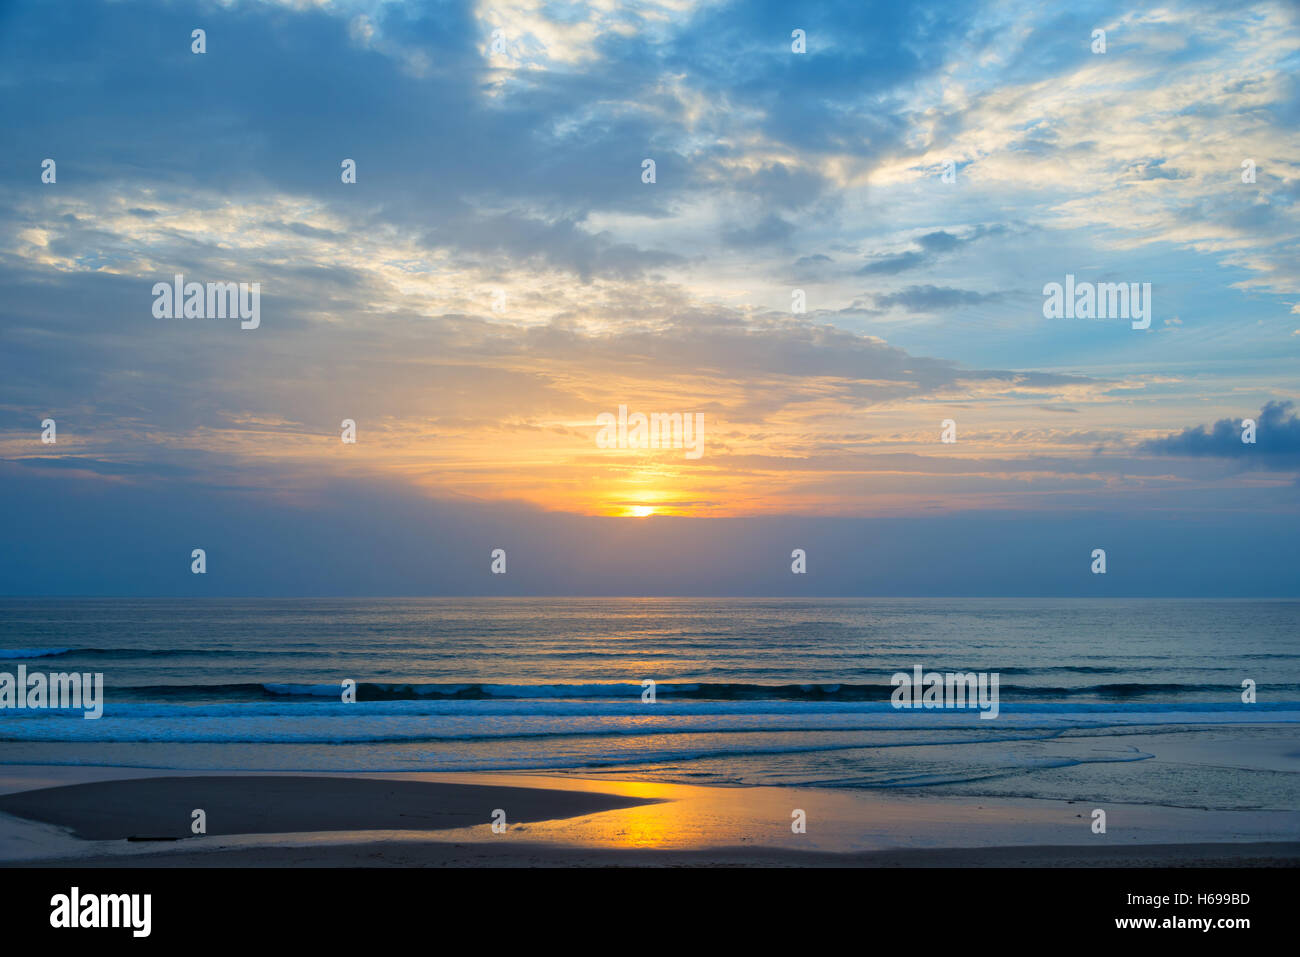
[856,225,1007,275]
[1142,400,1300,465]
[721,213,796,247]
[14,456,199,478]
[872,285,1002,312]
[857,249,929,276]
[0,0,1296,537]
[1123,158,1190,181]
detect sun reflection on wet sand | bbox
[5,766,1294,864]
[354,770,1300,855]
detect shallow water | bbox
[0,598,1296,808]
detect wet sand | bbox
[0,774,660,840]
[0,765,1296,867]
[22,839,1300,868]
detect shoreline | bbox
[1,763,1297,867]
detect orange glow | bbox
[39,386,1162,520]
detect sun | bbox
[628,505,656,518]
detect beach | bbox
[2,598,1297,868]
[2,762,1297,867]
[37,841,1300,868]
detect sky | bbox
[1,0,1297,596]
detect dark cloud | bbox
[857,224,1007,275]
[3,465,1296,596]
[0,0,687,280]
[0,0,993,280]
[728,162,828,211]
[721,213,795,247]
[916,230,965,253]
[1142,401,1300,466]
[857,250,929,275]
[14,456,199,478]
[873,285,1002,312]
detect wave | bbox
[45,678,1299,704]
[256,680,1300,701]
[811,748,1156,789]
[3,698,1297,745]
[0,719,1076,744]
[5,698,1300,722]
[0,647,332,660]
[7,674,1293,708]
[0,739,1048,776]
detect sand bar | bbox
[0,774,661,840]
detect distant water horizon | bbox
[1,598,1296,810]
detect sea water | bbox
[0,598,1296,809]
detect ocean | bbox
[1,598,1296,809]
